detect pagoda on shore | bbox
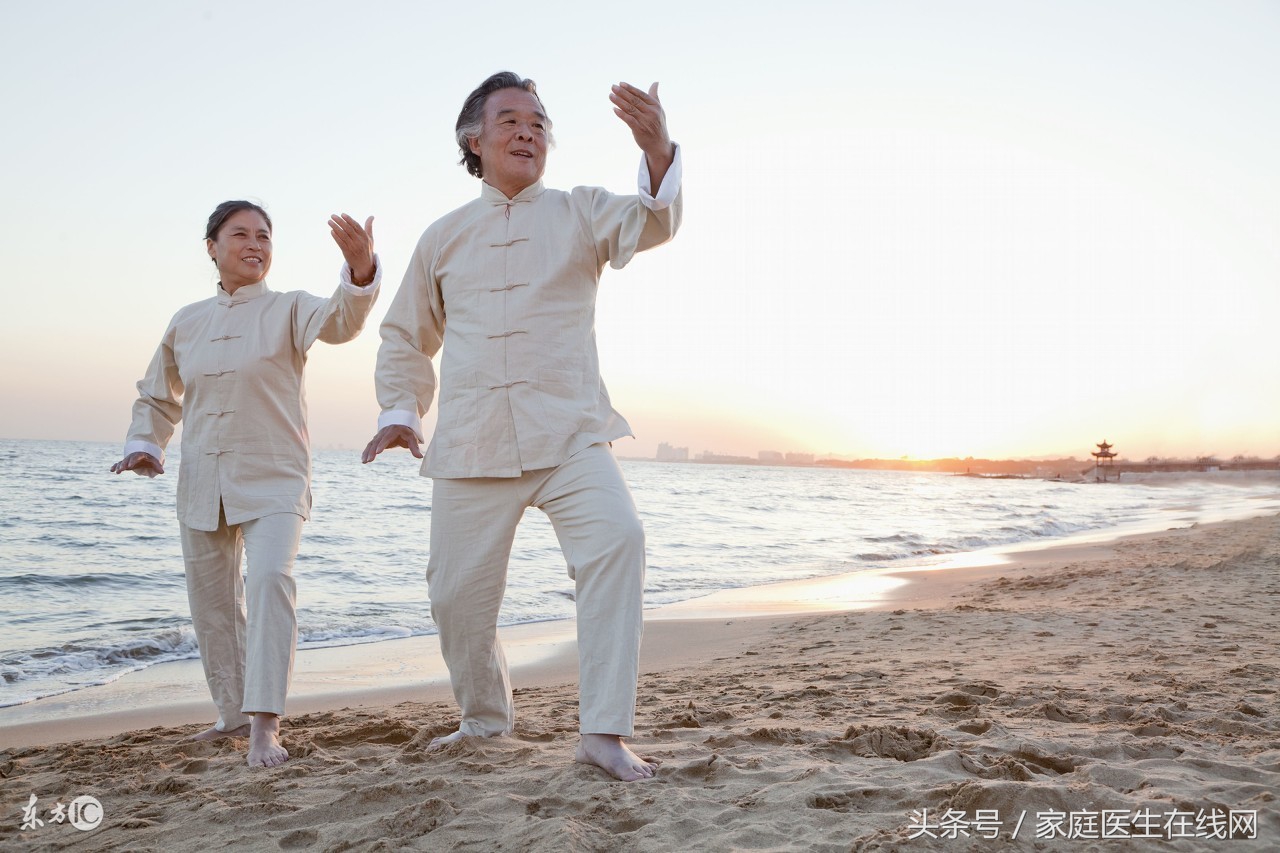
[1092,440,1117,482]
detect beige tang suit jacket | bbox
[375,149,683,479]
[123,264,381,531]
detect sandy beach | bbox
[2,513,1277,851]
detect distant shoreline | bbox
[618,453,1280,480]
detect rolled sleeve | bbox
[377,408,424,441]
[122,439,166,465]
[638,142,682,211]
[339,253,384,295]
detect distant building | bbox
[656,442,689,462]
[1091,440,1117,482]
[758,450,784,464]
[696,450,757,465]
[785,452,815,465]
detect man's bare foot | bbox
[247,713,289,768]
[188,723,249,742]
[427,729,468,751]
[575,733,658,781]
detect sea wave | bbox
[298,624,426,648]
[0,621,452,707]
[0,626,200,707]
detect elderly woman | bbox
[111,200,380,767]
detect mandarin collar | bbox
[216,281,270,305]
[481,180,546,205]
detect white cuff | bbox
[638,142,682,211]
[123,439,165,465]
[377,409,423,442]
[340,253,383,295]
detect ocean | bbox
[2,438,1277,710]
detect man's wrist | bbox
[643,140,675,163]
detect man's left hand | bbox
[611,82,673,184]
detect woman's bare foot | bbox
[575,734,659,781]
[188,723,249,742]
[247,713,289,768]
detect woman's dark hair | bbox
[205,200,272,243]
[455,71,553,179]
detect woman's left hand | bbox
[329,213,376,286]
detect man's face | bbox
[469,88,549,198]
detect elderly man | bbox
[362,71,681,781]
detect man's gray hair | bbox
[455,71,555,179]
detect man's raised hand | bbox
[610,81,674,190]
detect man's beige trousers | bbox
[179,510,303,730]
[427,443,645,737]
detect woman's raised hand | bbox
[329,214,376,285]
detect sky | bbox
[2,1,1277,462]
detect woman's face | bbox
[206,209,272,293]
